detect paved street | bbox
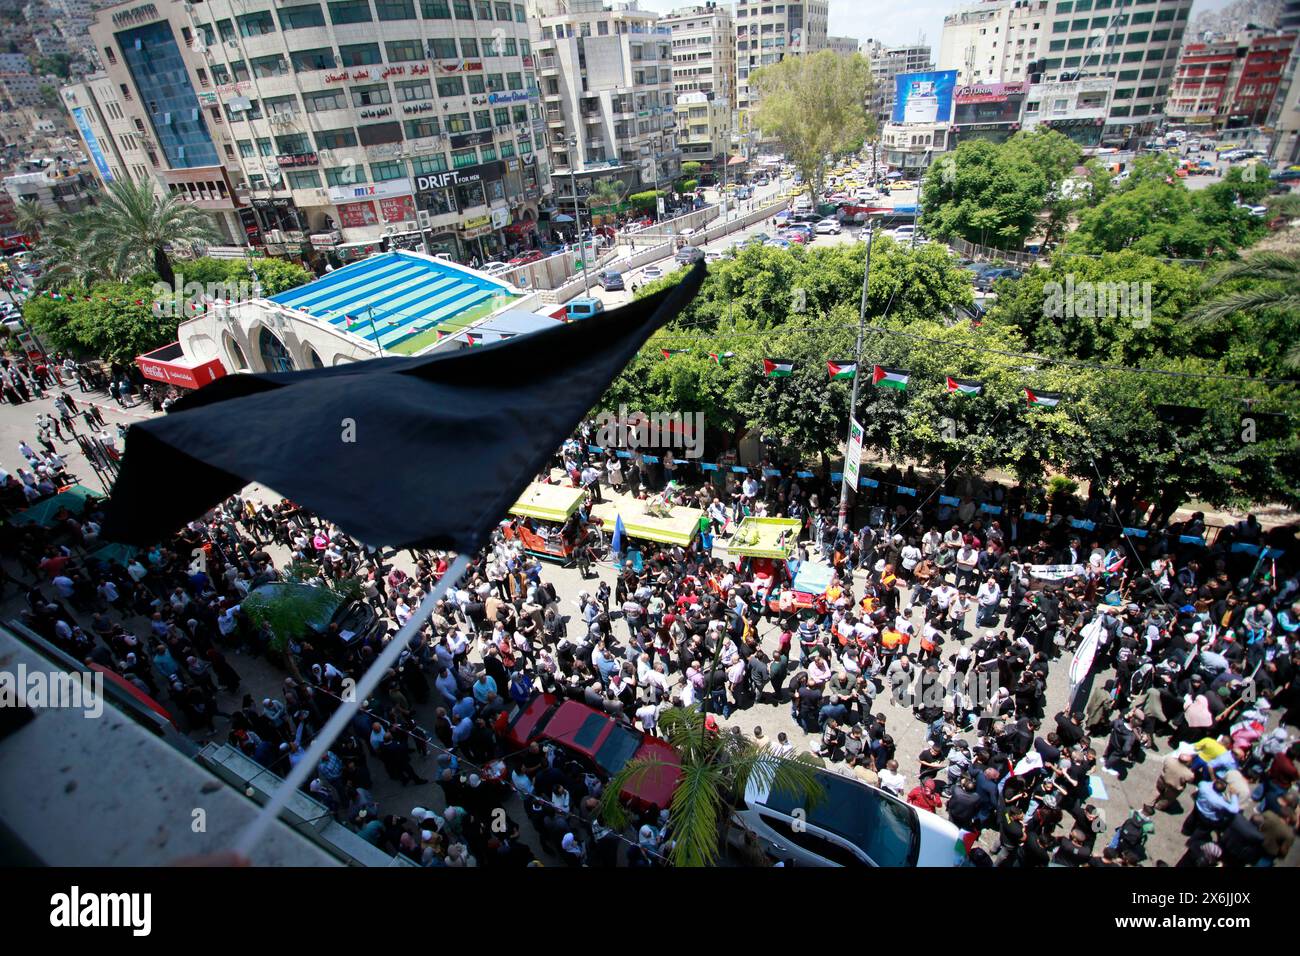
[5,380,1280,867]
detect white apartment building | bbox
[61,73,160,190]
[734,0,828,114]
[674,89,729,165]
[81,0,551,262]
[938,0,1048,85]
[529,0,678,206]
[827,34,859,57]
[661,2,735,110]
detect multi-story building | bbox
[661,2,735,110]
[674,89,729,166]
[529,0,677,209]
[951,80,1028,142]
[79,0,551,263]
[864,41,934,124]
[938,0,1049,85]
[1020,74,1110,145]
[61,72,158,188]
[827,34,859,57]
[0,71,45,109]
[880,120,951,172]
[1271,0,1300,161]
[1033,0,1194,145]
[3,161,100,214]
[1168,30,1296,129]
[734,0,828,115]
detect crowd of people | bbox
[1,389,1297,868]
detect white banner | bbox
[1029,563,1086,582]
[843,417,863,493]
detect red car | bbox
[509,250,545,265]
[781,230,810,245]
[500,692,681,813]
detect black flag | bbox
[103,264,706,549]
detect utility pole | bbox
[568,136,590,296]
[837,226,874,531]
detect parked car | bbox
[815,218,842,235]
[780,230,810,244]
[479,261,512,276]
[509,250,545,265]
[748,232,772,246]
[889,225,917,242]
[675,245,705,264]
[565,297,605,320]
[890,180,916,191]
[597,270,625,291]
[728,769,968,867]
[973,266,1023,291]
[500,693,681,814]
[642,265,665,281]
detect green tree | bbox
[86,179,218,286]
[920,138,1048,249]
[1185,251,1300,371]
[13,199,48,239]
[587,177,627,213]
[26,281,179,361]
[598,706,823,867]
[35,211,134,287]
[628,189,665,214]
[750,50,872,202]
[680,161,703,180]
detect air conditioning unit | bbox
[416,210,431,229]
[265,229,285,243]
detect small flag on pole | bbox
[661,348,688,359]
[872,365,910,390]
[763,359,795,378]
[946,376,983,396]
[1025,388,1063,407]
[709,351,735,365]
[611,513,626,557]
[827,360,857,381]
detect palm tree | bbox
[1266,192,1300,220]
[598,705,823,867]
[586,177,626,213]
[35,210,133,288]
[86,179,218,286]
[14,198,48,239]
[1186,250,1300,368]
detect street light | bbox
[566,135,591,297]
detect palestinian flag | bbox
[827,360,858,381]
[709,351,735,365]
[946,376,983,396]
[763,359,795,378]
[872,365,910,390]
[661,348,688,359]
[465,333,483,346]
[1025,388,1063,407]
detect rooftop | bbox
[268,251,523,357]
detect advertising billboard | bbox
[893,70,958,124]
[71,107,114,182]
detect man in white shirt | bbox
[976,577,1002,627]
[878,760,906,796]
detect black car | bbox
[973,267,1023,291]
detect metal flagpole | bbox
[233,552,471,857]
[838,227,874,531]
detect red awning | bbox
[135,343,227,390]
[504,220,537,235]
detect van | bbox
[566,297,605,321]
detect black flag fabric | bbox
[103,263,706,550]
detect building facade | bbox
[864,41,934,125]
[1167,31,1296,129]
[529,0,677,210]
[1020,74,1110,145]
[661,2,735,110]
[673,89,729,166]
[827,34,859,57]
[79,0,552,263]
[939,0,1049,86]
[734,0,828,115]
[1271,0,1300,161]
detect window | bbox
[504,38,517,55]
[514,3,524,22]
[421,0,451,17]
[512,105,527,123]
[474,109,492,129]
[278,4,327,29]
[325,165,366,186]
[276,133,311,154]
[507,72,523,90]
[211,64,230,84]
[251,55,288,78]
[231,61,250,82]
[476,1,492,17]
[1131,10,1153,23]
[218,19,236,42]
[329,0,372,24]
[315,128,359,150]
[486,73,504,92]
[467,74,485,93]
[518,137,531,155]
[453,0,471,16]
[1051,20,1069,33]
[404,117,440,138]
[436,76,465,96]
[1049,39,1066,51]
[447,112,471,133]
[758,814,867,867]
[478,144,496,161]
[1127,31,1149,44]
[397,79,433,100]
[288,169,322,189]
[265,95,298,115]
[375,0,415,19]
[339,43,383,66]
[238,12,276,36]
[291,48,336,71]
[352,84,392,106]
[482,36,498,56]
[304,88,348,112]
[410,154,448,175]
[499,140,515,158]
[494,1,511,19]
[461,37,479,57]
[385,39,423,61]
[452,147,477,168]
[371,160,405,181]
[493,107,510,126]
[430,37,458,58]
[237,140,255,158]
[258,138,274,156]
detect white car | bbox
[479,261,512,276]
[730,769,969,867]
[889,225,917,242]
[815,218,842,235]
[704,251,724,263]
[642,265,665,280]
